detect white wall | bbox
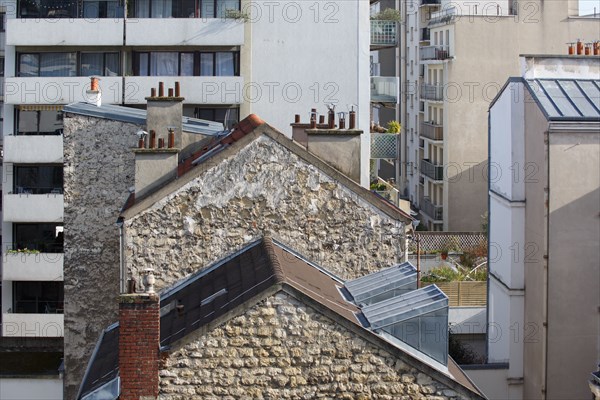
[489,82,525,201]
[3,194,63,222]
[2,313,64,337]
[3,253,64,281]
[0,377,63,400]
[247,0,371,185]
[3,136,63,163]
[126,18,244,46]
[7,19,123,46]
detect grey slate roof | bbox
[525,79,600,121]
[63,102,225,135]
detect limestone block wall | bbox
[159,292,473,400]
[63,114,139,398]
[125,135,406,291]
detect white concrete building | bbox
[0,0,371,342]
[402,0,599,231]
[487,54,599,400]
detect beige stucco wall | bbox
[439,0,600,230]
[160,291,477,400]
[546,128,600,400]
[124,134,407,292]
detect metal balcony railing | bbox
[420,46,450,61]
[420,122,443,141]
[420,195,443,221]
[370,20,398,48]
[421,83,443,101]
[421,159,444,181]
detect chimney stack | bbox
[85,77,102,107]
[134,82,185,198]
[118,292,160,400]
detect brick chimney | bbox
[118,292,160,400]
[134,82,184,198]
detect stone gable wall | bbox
[125,135,406,291]
[159,292,472,400]
[63,114,139,398]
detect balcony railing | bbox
[370,20,398,49]
[420,196,443,221]
[421,83,443,101]
[420,46,450,61]
[371,76,399,104]
[421,159,444,181]
[420,122,443,141]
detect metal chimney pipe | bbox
[349,110,356,129]
[338,112,346,129]
[577,39,583,55]
[138,138,145,149]
[175,81,181,97]
[150,88,156,98]
[594,41,600,55]
[149,130,156,149]
[319,115,325,125]
[310,109,317,129]
[90,77,99,91]
[158,138,164,148]
[294,114,300,123]
[168,88,174,97]
[158,82,164,97]
[327,108,335,129]
[168,128,175,148]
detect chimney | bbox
[118,291,160,400]
[290,107,363,183]
[85,77,102,107]
[134,82,185,198]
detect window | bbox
[18,52,120,77]
[80,53,120,76]
[17,109,63,136]
[134,51,239,77]
[14,165,64,195]
[130,0,240,18]
[18,0,77,18]
[184,106,239,127]
[0,12,5,32]
[13,281,64,314]
[83,0,124,18]
[13,223,64,253]
[19,53,77,77]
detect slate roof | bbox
[524,79,600,121]
[78,238,483,400]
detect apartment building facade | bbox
[487,54,599,400]
[402,0,598,231]
[0,1,371,397]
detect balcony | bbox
[420,196,443,221]
[421,159,444,181]
[371,76,399,105]
[126,19,244,46]
[420,122,443,141]
[4,76,123,105]
[4,135,63,163]
[3,253,63,282]
[124,76,244,104]
[421,83,443,101]
[2,313,64,337]
[7,19,124,46]
[370,20,398,50]
[4,194,63,223]
[421,0,441,6]
[420,46,450,61]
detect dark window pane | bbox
[13,282,64,314]
[139,53,149,76]
[200,53,213,76]
[14,165,63,195]
[39,53,76,77]
[81,53,104,76]
[135,0,150,17]
[19,54,39,77]
[150,52,178,76]
[151,0,172,17]
[215,52,234,76]
[180,53,194,76]
[17,110,62,136]
[104,53,120,76]
[216,0,239,17]
[14,224,64,253]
